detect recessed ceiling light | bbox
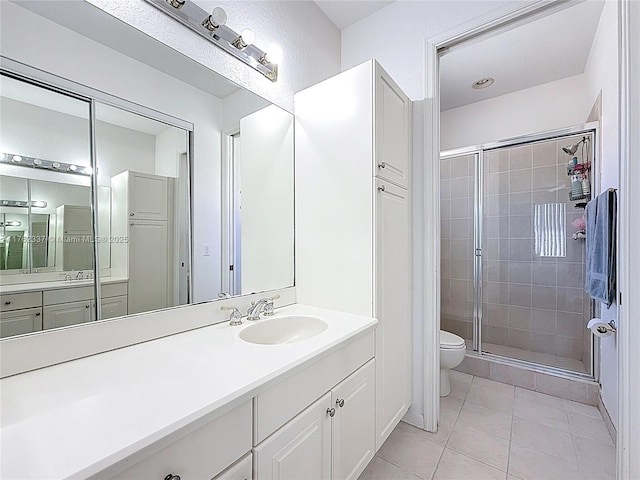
[472,77,495,89]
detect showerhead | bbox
[562,136,587,156]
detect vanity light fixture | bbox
[144,0,278,82]
[0,152,91,177]
[0,200,48,208]
[0,221,22,227]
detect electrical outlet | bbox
[203,244,210,256]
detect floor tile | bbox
[574,435,616,479]
[447,419,510,471]
[515,386,565,409]
[511,417,576,461]
[508,442,581,480]
[440,395,464,416]
[426,411,458,445]
[466,380,515,413]
[457,402,513,439]
[358,455,422,480]
[513,394,570,431]
[568,411,614,446]
[377,421,445,478]
[564,399,601,418]
[449,370,472,400]
[434,448,506,480]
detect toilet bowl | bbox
[440,330,466,397]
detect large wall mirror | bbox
[0,3,294,340]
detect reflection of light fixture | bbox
[0,220,22,227]
[0,199,48,208]
[202,6,226,31]
[31,201,48,208]
[0,152,90,176]
[472,77,495,89]
[144,0,278,82]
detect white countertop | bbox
[0,303,376,479]
[0,276,128,294]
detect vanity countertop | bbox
[0,276,128,295]
[0,303,376,479]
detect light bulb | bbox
[68,164,77,172]
[52,162,60,169]
[266,44,283,64]
[241,29,255,46]
[0,153,6,161]
[83,167,93,175]
[210,7,227,26]
[12,155,22,163]
[33,159,42,166]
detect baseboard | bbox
[402,409,424,429]
[598,395,617,445]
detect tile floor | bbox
[359,371,615,480]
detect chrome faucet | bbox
[75,271,84,280]
[246,294,280,321]
[221,306,243,326]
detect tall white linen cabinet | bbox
[295,60,413,451]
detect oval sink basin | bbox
[239,315,328,345]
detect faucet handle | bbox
[263,294,281,316]
[221,306,243,326]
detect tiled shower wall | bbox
[441,134,593,373]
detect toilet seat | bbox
[440,330,465,349]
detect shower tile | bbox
[555,336,582,360]
[509,192,533,215]
[450,156,470,178]
[456,356,491,378]
[565,241,584,262]
[489,362,535,390]
[508,262,532,284]
[533,166,559,190]
[509,239,533,261]
[441,259,451,279]
[441,159,452,180]
[557,287,584,313]
[485,283,509,305]
[485,216,509,239]
[557,263,584,287]
[509,215,533,239]
[507,329,533,350]
[509,284,532,307]
[450,218,471,239]
[533,189,560,205]
[557,312,585,339]
[508,306,532,330]
[484,194,509,217]
[510,144,533,170]
[441,279,451,300]
[485,261,508,282]
[485,172,509,195]
[441,240,451,259]
[450,259,471,280]
[532,286,558,310]
[532,263,557,285]
[450,197,470,218]
[531,309,557,334]
[485,303,508,326]
[531,333,557,356]
[450,240,472,260]
[440,179,451,199]
[483,325,508,345]
[510,169,532,193]
[441,198,451,218]
[450,177,470,198]
[533,139,558,167]
[452,302,474,321]
[450,279,472,302]
[484,151,500,174]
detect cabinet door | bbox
[130,172,168,220]
[100,295,128,320]
[215,453,252,480]
[61,205,92,234]
[374,179,412,449]
[43,300,92,330]
[374,64,411,188]
[254,393,332,480]
[0,307,43,338]
[332,359,375,480]
[128,220,168,314]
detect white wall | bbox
[222,89,271,133]
[582,0,619,428]
[155,127,187,179]
[84,0,341,112]
[440,74,591,151]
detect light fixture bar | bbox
[0,152,91,176]
[0,200,48,208]
[143,0,278,82]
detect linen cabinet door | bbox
[0,308,43,338]
[128,220,168,314]
[254,393,332,480]
[332,359,375,480]
[374,64,411,188]
[374,179,412,450]
[129,172,168,221]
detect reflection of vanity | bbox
[0,279,128,337]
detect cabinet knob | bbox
[327,407,335,418]
[35,312,41,316]
[164,475,180,480]
[336,398,345,408]
[4,301,11,305]
[85,304,90,309]
[129,212,135,216]
[378,162,386,169]
[378,185,386,192]
[130,222,135,226]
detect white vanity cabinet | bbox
[295,59,412,451]
[111,171,172,314]
[43,299,93,329]
[0,307,43,338]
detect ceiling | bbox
[440,1,605,111]
[314,1,394,30]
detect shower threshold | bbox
[479,342,587,374]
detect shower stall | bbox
[440,125,597,378]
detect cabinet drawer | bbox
[0,291,42,312]
[102,282,128,298]
[254,329,374,445]
[215,453,252,480]
[100,295,127,320]
[43,286,94,305]
[110,401,252,480]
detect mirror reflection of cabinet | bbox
[55,205,94,272]
[112,171,171,315]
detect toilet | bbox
[440,330,466,397]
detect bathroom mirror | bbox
[0,1,295,339]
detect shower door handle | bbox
[475,248,482,256]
